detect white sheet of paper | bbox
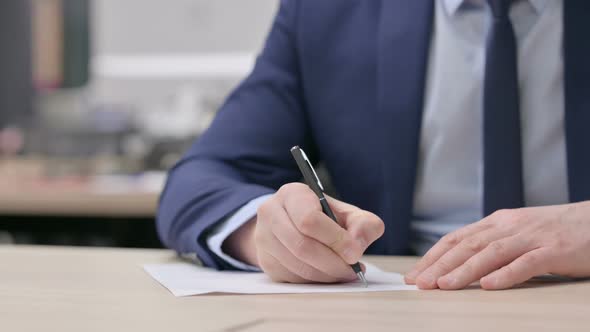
[143,262,417,296]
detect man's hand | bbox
[225,183,385,283]
[405,201,590,290]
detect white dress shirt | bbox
[206,0,568,269]
[411,0,567,254]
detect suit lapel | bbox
[564,0,590,202]
[376,0,434,254]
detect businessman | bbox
[157,0,590,290]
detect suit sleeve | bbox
[156,0,315,269]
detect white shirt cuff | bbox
[206,194,273,271]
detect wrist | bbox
[222,217,259,267]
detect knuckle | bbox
[463,237,486,253]
[283,187,321,213]
[441,233,461,247]
[298,211,320,235]
[488,240,506,255]
[493,209,526,224]
[278,182,307,197]
[277,183,294,195]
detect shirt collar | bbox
[442,0,550,16]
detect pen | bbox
[290,146,368,287]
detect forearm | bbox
[156,159,273,268]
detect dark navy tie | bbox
[483,0,525,216]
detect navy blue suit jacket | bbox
[157,0,590,269]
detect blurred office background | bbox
[0,0,277,247]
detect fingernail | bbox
[481,275,497,289]
[417,273,436,288]
[439,276,456,288]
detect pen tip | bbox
[357,272,368,288]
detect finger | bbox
[437,235,534,290]
[405,221,494,285]
[256,198,349,282]
[277,183,322,216]
[480,248,551,290]
[325,196,385,253]
[284,195,364,263]
[269,202,357,279]
[326,196,384,234]
[261,225,346,283]
[324,195,361,218]
[257,249,308,283]
[414,227,511,289]
[405,220,494,284]
[339,209,385,252]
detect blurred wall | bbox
[94,0,277,54]
[36,0,279,145]
[90,0,278,105]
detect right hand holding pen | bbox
[254,183,385,283]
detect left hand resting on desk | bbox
[404,201,590,290]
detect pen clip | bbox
[300,149,325,192]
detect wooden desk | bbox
[1,246,589,332]
[0,158,162,218]
[0,171,161,217]
[0,188,158,218]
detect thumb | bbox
[326,196,385,251]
